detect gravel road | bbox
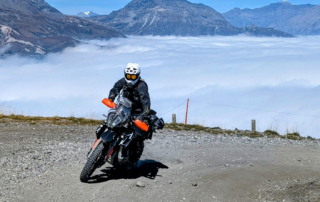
[1,120,320,202]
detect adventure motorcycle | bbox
[80,92,164,182]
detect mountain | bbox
[0,25,77,55]
[223,1,320,35]
[0,0,62,17]
[77,11,99,18]
[89,0,293,37]
[0,0,124,56]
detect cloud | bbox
[1,35,320,137]
[0,44,11,55]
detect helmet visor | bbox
[126,74,138,80]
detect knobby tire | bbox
[80,143,104,182]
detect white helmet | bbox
[124,63,141,85]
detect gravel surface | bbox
[1,121,320,202]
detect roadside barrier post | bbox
[185,99,189,125]
[252,119,256,132]
[172,114,176,124]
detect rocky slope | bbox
[0,0,124,56]
[223,1,320,35]
[89,0,294,37]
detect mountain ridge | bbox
[89,0,293,37]
[223,1,320,35]
[0,0,124,56]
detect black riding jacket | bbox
[108,78,151,117]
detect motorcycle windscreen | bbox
[118,107,131,122]
[118,96,132,108]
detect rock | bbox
[225,164,230,167]
[136,181,145,187]
[191,182,197,186]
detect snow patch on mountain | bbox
[277,1,295,5]
[35,47,46,55]
[0,25,33,46]
[6,37,34,47]
[0,25,20,36]
[77,11,99,18]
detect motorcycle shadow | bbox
[88,159,169,183]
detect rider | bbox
[108,63,150,168]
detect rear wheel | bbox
[80,143,104,182]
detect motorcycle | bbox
[80,91,164,182]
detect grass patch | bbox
[0,114,103,125]
[242,131,264,138]
[286,132,304,140]
[165,123,223,134]
[166,123,210,131]
[1,114,315,140]
[264,130,284,138]
[307,136,315,140]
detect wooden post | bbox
[252,119,256,132]
[185,99,189,125]
[172,114,176,124]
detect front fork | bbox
[87,132,135,165]
[119,133,135,147]
[87,139,101,158]
[117,133,135,163]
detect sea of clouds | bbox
[1,35,320,137]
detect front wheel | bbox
[80,143,104,182]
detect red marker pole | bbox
[185,99,189,125]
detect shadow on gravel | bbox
[271,179,320,202]
[88,159,169,183]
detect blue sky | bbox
[45,0,320,15]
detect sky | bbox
[45,0,320,15]
[1,36,320,137]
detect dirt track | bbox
[1,121,320,202]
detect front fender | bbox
[101,129,116,143]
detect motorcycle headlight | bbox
[107,113,115,127]
[111,116,122,127]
